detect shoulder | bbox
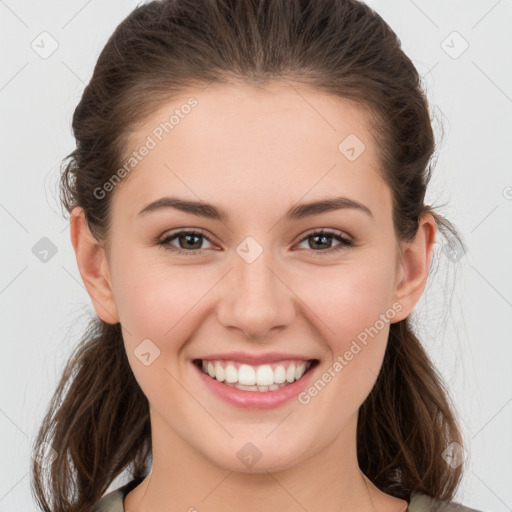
[92,485,487,512]
[408,492,485,512]
[91,488,124,512]
[92,477,144,512]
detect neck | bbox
[125,409,408,512]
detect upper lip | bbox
[195,352,318,365]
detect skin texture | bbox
[70,81,436,512]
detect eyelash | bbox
[156,228,354,256]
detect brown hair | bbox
[31,0,467,510]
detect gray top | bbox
[92,478,485,512]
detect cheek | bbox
[111,257,211,402]
[290,253,398,407]
[111,237,398,358]
[110,249,211,350]
[294,264,396,418]
[294,257,397,343]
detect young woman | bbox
[31,0,484,511]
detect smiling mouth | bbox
[193,358,320,392]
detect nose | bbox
[216,243,296,340]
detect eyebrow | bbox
[137,196,374,222]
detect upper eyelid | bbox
[298,227,352,241]
[160,228,214,243]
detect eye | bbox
[158,229,215,255]
[295,229,353,255]
[157,228,353,256]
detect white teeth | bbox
[295,364,305,381]
[207,362,215,379]
[256,365,274,386]
[214,361,226,382]
[225,364,238,383]
[274,365,286,384]
[198,359,312,389]
[235,383,258,391]
[238,364,256,385]
[227,382,288,391]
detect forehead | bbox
[131,80,374,147]
[114,81,391,223]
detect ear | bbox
[391,212,437,322]
[69,206,120,324]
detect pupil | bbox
[312,234,330,249]
[183,234,201,249]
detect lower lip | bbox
[193,360,318,410]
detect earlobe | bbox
[70,207,120,324]
[391,213,437,323]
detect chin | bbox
[201,435,312,474]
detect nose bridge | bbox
[217,236,295,338]
[237,245,276,299]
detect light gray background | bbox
[1,1,511,511]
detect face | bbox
[87,81,419,473]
